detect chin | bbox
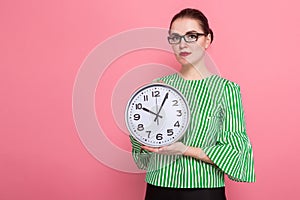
[177,59,196,68]
[176,56,191,66]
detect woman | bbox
[130,8,255,200]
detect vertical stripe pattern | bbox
[130,74,255,188]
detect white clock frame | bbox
[125,83,190,147]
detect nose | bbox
[179,38,187,49]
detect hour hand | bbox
[142,107,163,118]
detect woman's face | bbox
[169,18,211,67]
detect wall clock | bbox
[125,83,190,147]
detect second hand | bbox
[155,97,159,125]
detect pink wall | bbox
[1,0,300,199]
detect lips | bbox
[179,52,191,57]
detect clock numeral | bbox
[172,100,178,106]
[156,133,163,140]
[167,129,174,136]
[152,91,160,97]
[133,114,140,120]
[137,124,144,131]
[143,95,149,101]
[176,110,182,117]
[135,103,142,109]
[174,121,180,127]
[146,130,151,138]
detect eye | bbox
[186,34,198,40]
[169,35,180,42]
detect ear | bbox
[204,34,212,49]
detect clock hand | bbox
[142,107,163,118]
[155,97,159,125]
[154,92,169,122]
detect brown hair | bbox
[169,8,214,43]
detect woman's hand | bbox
[142,142,215,164]
[141,142,189,155]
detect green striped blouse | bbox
[130,73,255,188]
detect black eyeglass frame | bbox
[167,32,206,44]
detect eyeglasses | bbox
[167,32,206,44]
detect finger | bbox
[141,146,159,152]
[157,146,169,152]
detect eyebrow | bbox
[185,30,198,34]
[169,30,199,36]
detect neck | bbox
[179,62,213,80]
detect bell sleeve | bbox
[202,81,256,182]
[129,135,152,170]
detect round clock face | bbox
[125,83,190,147]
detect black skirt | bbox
[145,183,226,200]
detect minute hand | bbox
[154,92,169,122]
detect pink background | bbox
[1,0,300,199]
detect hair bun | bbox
[209,28,214,43]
